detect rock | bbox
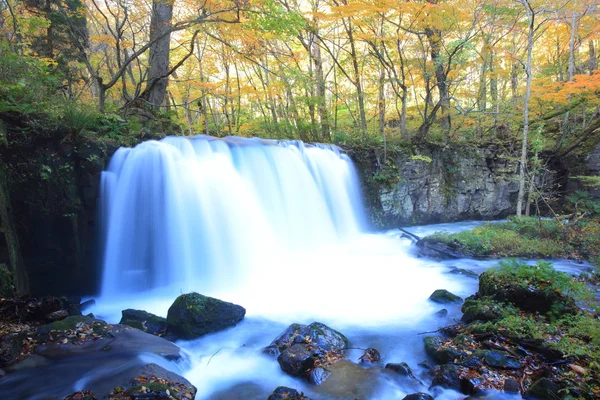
[307,366,331,385]
[358,348,381,365]
[354,146,521,228]
[429,364,465,392]
[35,321,181,361]
[524,377,561,399]
[461,377,485,395]
[504,378,520,393]
[166,292,245,340]
[403,394,434,400]
[108,365,196,400]
[418,360,434,370]
[435,309,448,317]
[447,266,479,278]
[429,289,462,304]
[265,322,348,356]
[0,332,26,367]
[277,344,315,377]
[119,309,167,336]
[268,386,311,400]
[46,309,68,321]
[64,390,96,400]
[424,336,464,364]
[479,269,578,316]
[461,298,503,323]
[480,350,521,370]
[385,362,419,381]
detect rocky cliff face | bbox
[349,145,522,228]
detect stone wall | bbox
[349,144,522,228]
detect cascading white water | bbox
[99,136,367,299]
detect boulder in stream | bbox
[429,289,462,304]
[267,386,311,400]
[265,321,348,386]
[119,309,167,337]
[166,292,245,340]
[478,266,579,316]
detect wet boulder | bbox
[479,350,521,370]
[264,322,348,356]
[277,344,315,376]
[429,364,465,392]
[429,289,462,304]
[385,362,417,380]
[107,366,196,400]
[266,321,347,386]
[524,377,561,399]
[166,292,245,340]
[119,309,167,337]
[268,386,311,400]
[358,348,381,366]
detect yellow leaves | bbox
[90,34,116,47]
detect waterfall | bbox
[99,136,367,298]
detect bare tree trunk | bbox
[517,3,535,217]
[143,0,174,108]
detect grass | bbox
[423,216,600,263]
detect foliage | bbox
[492,259,590,302]
[427,221,569,258]
[0,46,62,115]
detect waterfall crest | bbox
[99,136,366,297]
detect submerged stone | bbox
[166,292,245,340]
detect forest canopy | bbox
[1,0,600,154]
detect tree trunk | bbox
[589,40,597,73]
[143,0,174,108]
[517,4,535,217]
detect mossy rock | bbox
[524,377,562,399]
[424,336,464,364]
[479,269,578,316]
[119,309,167,336]
[429,289,462,304]
[461,298,504,323]
[166,292,245,340]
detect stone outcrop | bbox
[349,145,521,228]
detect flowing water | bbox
[3,136,589,399]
